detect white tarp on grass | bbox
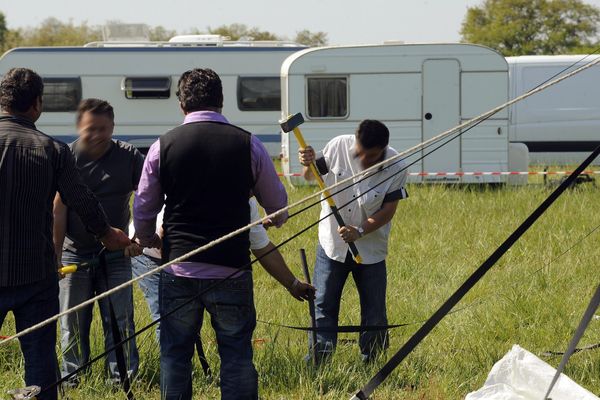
[465,344,598,400]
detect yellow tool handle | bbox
[293,127,363,264]
[59,264,78,275]
[293,128,336,207]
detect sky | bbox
[3,0,598,45]
[5,0,600,45]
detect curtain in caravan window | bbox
[122,77,171,99]
[237,77,281,111]
[307,77,347,118]
[42,78,82,112]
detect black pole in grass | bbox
[544,284,600,400]
[350,144,600,400]
[300,249,318,367]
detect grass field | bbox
[2,177,600,399]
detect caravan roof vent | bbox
[102,23,150,42]
[168,35,228,45]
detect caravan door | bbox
[422,59,461,178]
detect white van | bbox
[0,36,305,156]
[507,55,600,166]
[281,43,522,183]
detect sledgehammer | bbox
[280,113,362,264]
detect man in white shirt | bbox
[299,119,408,363]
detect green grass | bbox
[3,178,600,399]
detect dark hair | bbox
[355,119,389,149]
[76,98,114,123]
[0,68,44,113]
[176,68,223,112]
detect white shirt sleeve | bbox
[249,198,270,250]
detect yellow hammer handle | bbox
[59,264,78,275]
[293,127,363,264]
[293,128,336,207]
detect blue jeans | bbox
[58,251,139,381]
[311,245,389,362]
[0,275,59,400]
[131,254,161,340]
[159,271,258,400]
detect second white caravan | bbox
[507,55,600,166]
[280,43,522,183]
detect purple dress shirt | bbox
[133,111,287,279]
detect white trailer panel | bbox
[507,55,600,165]
[281,43,512,184]
[0,41,305,156]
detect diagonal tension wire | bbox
[6,44,600,350]
[349,147,600,399]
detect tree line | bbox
[2,0,600,56]
[0,14,328,52]
[461,0,600,55]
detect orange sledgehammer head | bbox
[279,113,305,133]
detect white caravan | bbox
[507,55,600,166]
[281,43,523,183]
[0,36,305,156]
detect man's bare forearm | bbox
[252,242,296,289]
[361,201,399,235]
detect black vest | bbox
[159,121,253,268]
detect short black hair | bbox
[77,98,114,123]
[176,68,223,112]
[0,68,44,113]
[355,120,389,149]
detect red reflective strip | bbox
[283,170,600,178]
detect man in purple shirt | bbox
[133,68,288,400]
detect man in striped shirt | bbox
[0,68,130,400]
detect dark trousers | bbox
[0,274,59,400]
[59,251,138,381]
[311,245,389,362]
[159,271,258,400]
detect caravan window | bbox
[42,78,82,112]
[122,77,171,99]
[307,77,348,118]
[237,77,281,111]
